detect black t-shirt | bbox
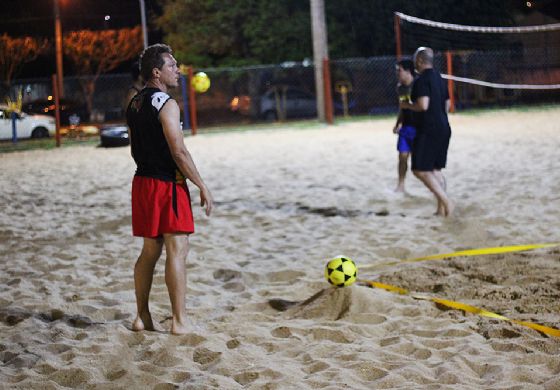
[397,82,414,127]
[126,87,180,182]
[411,68,451,136]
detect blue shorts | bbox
[397,125,416,153]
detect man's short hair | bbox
[397,59,415,75]
[414,47,434,65]
[139,44,173,81]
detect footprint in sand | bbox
[226,339,240,349]
[302,360,330,374]
[49,368,92,387]
[192,347,221,365]
[213,269,241,283]
[351,362,388,381]
[271,326,293,338]
[178,333,206,347]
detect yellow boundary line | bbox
[366,243,560,270]
[361,280,560,338]
[358,243,560,338]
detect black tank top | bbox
[126,87,182,182]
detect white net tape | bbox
[442,74,560,90]
[397,12,560,90]
[396,12,560,33]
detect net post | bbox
[394,13,402,60]
[323,58,334,124]
[445,51,455,113]
[51,74,61,147]
[187,66,198,135]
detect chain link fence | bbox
[8,52,560,131]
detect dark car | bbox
[23,98,89,126]
[99,125,129,148]
[259,87,317,121]
[231,86,356,121]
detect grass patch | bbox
[0,136,100,154]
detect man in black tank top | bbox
[126,44,213,335]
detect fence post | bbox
[446,51,455,113]
[187,66,198,135]
[52,74,61,147]
[179,74,190,131]
[394,13,402,60]
[11,111,17,144]
[323,58,334,124]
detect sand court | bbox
[1,107,559,388]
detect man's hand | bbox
[199,186,213,216]
[393,124,401,134]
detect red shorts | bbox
[131,176,195,238]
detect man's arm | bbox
[400,96,429,112]
[445,99,451,113]
[159,99,213,216]
[393,110,403,133]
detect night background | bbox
[1,0,559,78]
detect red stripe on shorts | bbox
[131,176,194,238]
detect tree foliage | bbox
[156,0,311,66]
[157,0,517,67]
[0,34,49,89]
[63,26,143,116]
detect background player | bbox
[392,59,416,193]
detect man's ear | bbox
[152,67,160,79]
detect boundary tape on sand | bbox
[361,279,560,338]
[357,243,560,337]
[367,243,560,270]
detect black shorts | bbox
[412,131,450,171]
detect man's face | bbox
[158,53,180,88]
[396,65,410,84]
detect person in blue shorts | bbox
[392,59,416,192]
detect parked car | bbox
[230,86,356,121]
[0,105,55,140]
[23,98,89,126]
[99,125,129,148]
[259,87,317,120]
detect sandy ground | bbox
[1,107,559,389]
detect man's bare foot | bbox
[394,184,405,193]
[444,200,455,217]
[132,312,155,331]
[171,317,189,335]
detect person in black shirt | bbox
[400,47,453,216]
[124,61,144,110]
[127,44,213,334]
[392,59,416,193]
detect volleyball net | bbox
[394,12,560,109]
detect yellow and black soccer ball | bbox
[325,256,357,287]
[191,72,210,93]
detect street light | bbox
[53,0,64,96]
[139,0,148,49]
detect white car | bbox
[0,104,55,141]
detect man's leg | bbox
[163,233,190,335]
[433,169,447,215]
[133,237,164,331]
[396,152,409,192]
[413,170,454,216]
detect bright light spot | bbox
[47,95,53,101]
[526,1,532,7]
[104,15,111,21]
